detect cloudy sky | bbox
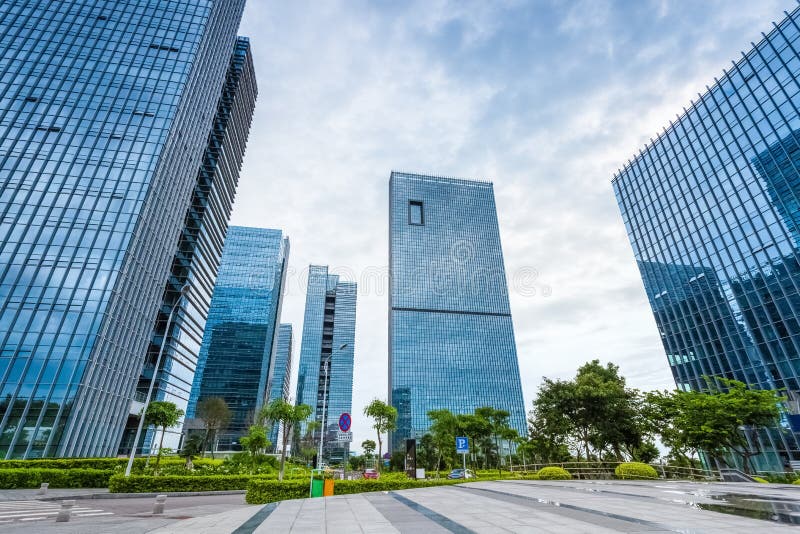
[236,0,793,448]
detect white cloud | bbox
[235,0,793,450]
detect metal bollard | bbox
[38,482,49,495]
[153,494,167,515]
[56,500,75,522]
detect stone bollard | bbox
[153,494,167,515]
[56,500,75,522]
[38,482,49,495]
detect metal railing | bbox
[508,461,720,481]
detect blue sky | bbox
[235,0,794,448]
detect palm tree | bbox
[260,399,312,481]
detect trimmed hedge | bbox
[246,477,490,504]
[536,467,572,480]
[0,468,113,489]
[108,474,258,493]
[752,476,769,484]
[614,462,658,480]
[0,457,222,471]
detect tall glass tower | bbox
[266,323,293,450]
[186,227,289,451]
[119,36,257,456]
[295,266,356,464]
[388,172,527,451]
[0,0,247,458]
[613,6,800,470]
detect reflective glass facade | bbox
[614,6,800,470]
[0,0,246,458]
[388,172,527,451]
[295,266,356,463]
[267,323,292,450]
[120,36,257,456]
[186,227,289,450]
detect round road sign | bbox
[338,412,351,432]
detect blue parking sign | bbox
[456,436,469,454]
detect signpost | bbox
[338,413,351,432]
[456,436,468,473]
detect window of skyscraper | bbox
[409,200,424,225]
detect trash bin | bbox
[311,478,324,498]
[323,479,334,496]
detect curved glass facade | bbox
[0,0,246,458]
[186,227,289,451]
[388,172,527,451]
[613,6,800,470]
[119,36,258,456]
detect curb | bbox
[40,489,247,501]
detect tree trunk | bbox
[155,425,166,471]
[377,434,383,472]
[279,426,289,481]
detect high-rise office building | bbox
[0,0,246,458]
[267,323,293,450]
[388,172,527,451]
[613,7,800,470]
[295,266,356,464]
[186,227,289,451]
[119,36,257,456]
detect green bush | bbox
[0,468,113,489]
[109,474,259,493]
[246,477,485,504]
[0,457,223,472]
[752,476,769,484]
[614,462,658,480]
[536,467,572,480]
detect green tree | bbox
[361,439,376,458]
[663,379,783,473]
[428,409,459,474]
[179,433,204,469]
[239,425,271,474]
[144,401,184,471]
[196,397,232,459]
[260,398,313,480]
[363,399,397,471]
[475,406,511,473]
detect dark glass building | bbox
[186,227,289,451]
[613,7,800,470]
[267,323,293,450]
[119,36,257,456]
[295,265,356,464]
[0,0,246,458]
[388,172,527,451]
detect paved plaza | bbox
[3,479,800,533]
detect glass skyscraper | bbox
[0,0,247,458]
[186,227,289,451]
[388,172,527,451]
[613,6,800,470]
[119,36,257,456]
[267,323,293,450]
[295,265,356,464]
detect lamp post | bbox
[317,343,347,469]
[125,284,190,477]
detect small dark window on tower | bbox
[409,200,424,225]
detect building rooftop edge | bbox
[611,3,800,184]
[390,170,493,187]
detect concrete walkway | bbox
[149,479,800,533]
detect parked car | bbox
[364,469,379,479]
[447,469,475,479]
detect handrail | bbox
[507,461,720,481]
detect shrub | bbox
[614,462,658,480]
[109,474,259,493]
[0,468,113,489]
[0,457,223,472]
[536,467,572,480]
[752,476,769,484]
[246,476,486,504]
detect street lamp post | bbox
[317,343,347,470]
[125,284,190,477]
